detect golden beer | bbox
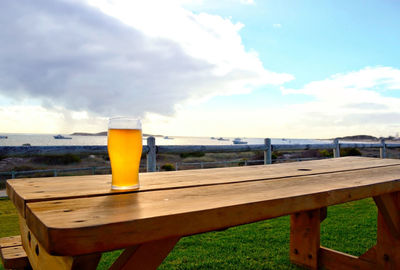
[108,118,142,190]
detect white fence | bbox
[0,137,397,175]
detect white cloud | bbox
[86,0,292,86]
[142,66,400,139]
[0,96,108,133]
[281,66,400,113]
[11,1,399,139]
[276,66,400,137]
[0,0,292,134]
[273,23,282,28]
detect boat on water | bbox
[233,138,248,144]
[0,135,7,139]
[164,136,174,139]
[217,137,229,141]
[54,134,72,139]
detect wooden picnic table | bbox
[6,156,400,269]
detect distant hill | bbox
[335,135,379,141]
[70,131,162,137]
[334,135,400,141]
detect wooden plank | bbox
[25,165,400,256]
[376,192,400,269]
[8,157,400,217]
[0,245,30,270]
[318,247,376,270]
[0,236,22,249]
[19,215,100,270]
[290,209,320,269]
[109,237,180,270]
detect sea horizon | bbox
[0,132,336,147]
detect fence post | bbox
[264,138,272,164]
[175,162,179,171]
[333,138,340,158]
[147,136,157,172]
[380,139,387,159]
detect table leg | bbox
[109,237,180,270]
[18,215,101,270]
[374,192,400,268]
[290,207,379,270]
[290,208,321,269]
[294,192,400,270]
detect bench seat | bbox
[0,236,30,270]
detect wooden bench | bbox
[0,236,30,270]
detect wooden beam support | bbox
[320,207,327,223]
[374,192,400,238]
[109,237,180,270]
[374,192,400,268]
[318,247,376,270]
[290,209,321,269]
[376,209,400,268]
[359,245,377,264]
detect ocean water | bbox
[0,133,331,146]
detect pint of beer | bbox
[108,117,142,190]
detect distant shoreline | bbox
[69,133,400,142]
[333,135,400,142]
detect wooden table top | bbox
[7,157,400,256]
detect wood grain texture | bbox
[24,164,400,256]
[290,209,320,269]
[376,192,400,269]
[374,193,400,238]
[19,215,99,270]
[0,236,22,249]
[8,157,400,217]
[0,245,30,270]
[318,247,377,270]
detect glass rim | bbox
[108,117,142,129]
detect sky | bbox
[0,0,400,138]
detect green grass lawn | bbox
[0,197,377,270]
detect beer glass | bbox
[108,117,142,190]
